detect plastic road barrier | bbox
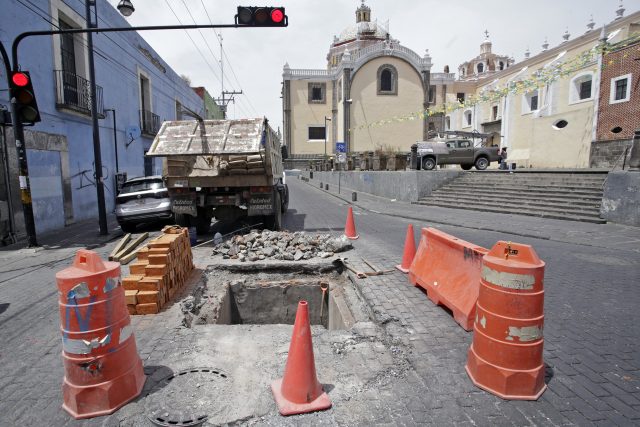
[408,227,488,330]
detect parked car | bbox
[115,176,173,232]
[416,139,500,170]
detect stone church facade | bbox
[282,1,457,156]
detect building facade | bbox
[192,87,225,120]
[446,9,640,169]
[283,1,640,171]
[591,35,640,168]
[282,1,456,157]
[0,0,208,237]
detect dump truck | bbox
[146,117,288,233]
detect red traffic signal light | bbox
[10,71,41,124]
[236,6,287,27]
[12,72,30,87]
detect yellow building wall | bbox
[289,79,333,155]
[349,57,424,152]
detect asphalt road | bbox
[0,176,638,425]
[284,177,640,425]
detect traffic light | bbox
[10,71,41,124]
[236,7,287,27]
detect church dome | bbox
[334,0,388,45]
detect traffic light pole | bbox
[1,41,38,247]
[9,100,38,247]
[9,13,287,244]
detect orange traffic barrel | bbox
[465,241,546,400]
[56,249,146,419]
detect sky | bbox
[106,0,639,131]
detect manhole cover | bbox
[146,367,229,426]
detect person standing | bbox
[501,147,511,172]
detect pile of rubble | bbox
[212,230,353,262]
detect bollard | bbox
[310,171,314,179]
[352,192,357,202]
[325,184,329,191]
[410,144,418,170]
[320,182,323,189]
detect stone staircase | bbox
[414,171,608,223]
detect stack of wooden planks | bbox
[123,226,194,315]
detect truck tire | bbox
[264,192,282,231]
[195,207,211,235]
[461,164,473,171]
[474,156,489,170]
[422,156,436,170]
[174,213,190,227]
[119,222,137,233]
[281,184,289,214]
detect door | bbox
[26,150,65,234]
[455,140,474,163]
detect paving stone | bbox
[601,395,640,419]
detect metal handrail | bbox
[53,70,104,117]
[602,145,630,189]
[140,109,160,136]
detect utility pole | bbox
[218,33,224,97]
[85,0,108,235]
[215,90,242,119]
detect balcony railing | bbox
[54,70,104,118]
[140,109,161,136]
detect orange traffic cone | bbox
[344,206,359,240]
[396,224,416,273]
[271,301,332,416]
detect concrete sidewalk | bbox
[301,173,640,253]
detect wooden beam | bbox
[113,232,149,261]
[109,233,131,261]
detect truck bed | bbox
[147,118,283,188]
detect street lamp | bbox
[324,116,331,159]
[82,0,131,236]
[117,0,135,17]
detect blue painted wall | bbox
[0,0,205,233]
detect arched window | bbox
[464,110,473,127]
[499,61,504,70]
[522,89,540,114]
[477,63,484,73]
[569,72,594,104]
[377,64,398,95]
[381,69,392,91]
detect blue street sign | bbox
[336,142,346,153]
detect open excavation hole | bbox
[185,262,366,330]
